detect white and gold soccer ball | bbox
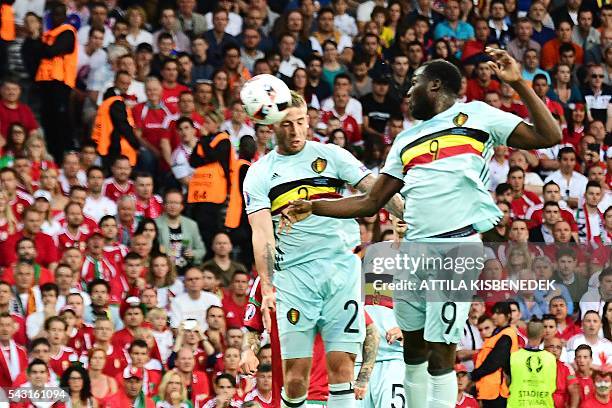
[240,74,292,125]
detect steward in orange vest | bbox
[34,1,78,163]
[188,115,241,255]
[0,0,15,79]
[472,302,519,407]
[91,73,141,168]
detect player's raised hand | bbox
[261,290,276,333]
[485,47,522,84]
[240,349,260,376]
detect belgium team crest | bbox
[311,157,327,173]
[453,112,468,127]
[287,308,300,325]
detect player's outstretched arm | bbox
[249,209,276,331]
[355,174,405,219]
[485,47,562,150]
[288,174,404,220]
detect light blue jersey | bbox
[243,141,371,269]
[381,101,524,240]
[356,305,403,364]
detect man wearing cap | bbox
[455,364,478,408]
[102,366,155,407]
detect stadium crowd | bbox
[0,0,611,406]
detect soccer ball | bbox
[240,74,292,125]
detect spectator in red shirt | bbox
[90,317,128,378]
[581,369,612,408]
[112,297,146,350]
[102,155,136,203]
[174,346,211,407]
[222,270,249,329]
[134,172,163,219]
[161,59,190,111]
[576,344,596,402]
[1,207,59,269]
[1,237,55,287]
[244,364,274,407]
[455,364,479,408]
[0,78,40,138]
[321,89,362,147]
[0,281,27,345]
[57,201,92,253]
[508,166,542,219]
[100,366,155,408]
[532,74,565,124]
[133,77,174,173]
[169,92,205,146]
[541,21,584,71]
[466,61,501,102]
[0,311,28,387]
[0,167,33,221]
[544,336,580,408]
[46,315,79,376]
[119,339,162,397]
[549,296,582,341]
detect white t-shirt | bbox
[169,291,221,329]
[77,25,115,47]
[77,44,107,72]
[84,195,117,222]
[565,334,612,366]
[220,120,255,148]
[321,97,363,125]
[12,0,45,25]
[544,170,589,201]
[310,33,353,54]
[204,12,242,36]
[126,30,154,48]
[488,158,509,191]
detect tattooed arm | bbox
[355,322,380,399]
[355,174,405,220]
[248,209,277,331]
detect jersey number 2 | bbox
[343,300,359,333]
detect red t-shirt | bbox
[0,102,39,136]
[97,345,129,377]
[168,112,205,149]
[577,375,596,402]
[190,369,212,408]
[321,110,362,147]
[500,102,529,119]
[456,392,479,408]
[222,291,248,329]
[511,191,542,219]
[49,346,79,376]
[56,226,93,253]
[244,389,274,408]
[553,360,578,408]
[30,160,57,182]
[102,178,135,202]
[0,231,59,268]
[465,79,501,102]
[244,277,329,406]
[581,396,612,408]
[103,242,129,270]
[526,205,578,232]
[67,324,94,355]
[99,390,155,408]
[162,83,190,111]
[2,264,54,286]
[9,191,33,221]
[134,195,164,219]
[132,102,174,150]
[54,213,98,233]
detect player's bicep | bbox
[506,122,547,150]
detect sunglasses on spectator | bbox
[592,74,605,78]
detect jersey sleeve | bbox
[328,144,371,186]
[243,163,271,214]
[380,138,405,181]
[478,101,524,146]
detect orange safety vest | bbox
[0,4,15,41]
[34,24,78,88]
[91,96,138,166]
[225,158,250,229]
[475,326,519,400]
[188,132,235,205]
